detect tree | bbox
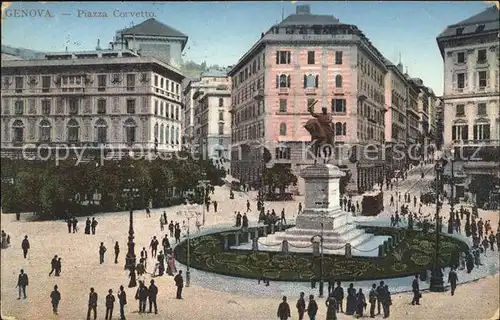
[262,165,297,194]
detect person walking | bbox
[325,294,337,320]
[50,285,61,315]
[150,236,159,258]
[135,281,148,314]
[448,267,458,296]
[99,242,107,264]
[114,242,120,264]
[375,280,385,315]
[174,270,184,299]
[382,285,391,318]
[21,235,30,259]
[277,296,291,320]
[369,283,377,318]
[355,288,366,318]
[296,292,306,320]
[411,275,421,305]
[333,280,344,313]
[55,257,62,276]
[117,285,127,320]
[305,294,318,320]
[16,269,29,299]
[148,279,158,314]
[213,200,218,213]
[49,255,58,276]
[87,287,98,320]
[105,289,115,320]
[140,247,148,269]
[91,217,98,235]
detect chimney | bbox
[96,39,101,51]
[296,5,311,15]
[397,62,403,73]
[110,42,114,50]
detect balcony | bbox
[333,88,343,95]
[304,88,316,95]
[253,88,264,100]
[452,139,500,146]
[278,88,290,95]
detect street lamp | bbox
[429,155,446,292]
[124,175,138,288]
[448,149,455,234]
[198,178,210,225]
[183,207,195,287]
[313,200,329,298]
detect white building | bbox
[1,50,184,159]
[436,5,500,205]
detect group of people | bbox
[84,217,99,235]
[1,229,11,249]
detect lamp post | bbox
[124,175,137,288]
[448,149,455,234]
[198,178,210,225]
[429,155,446,292]
[184,207,195,287]
[313,200,329,298]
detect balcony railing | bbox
[253,88,264,100]
[305,88,316,95]
[452,139,500,146]
[278,88,289,95]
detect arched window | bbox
[218,98,224,107]
[175,127,180,144]
[170,126,175,144]
[12,120,24,143]
[335,122,343,136]
[154,123,159,139]
[165,125,170,145]
[279,122,287,136]
[160,124,164,144]
[304,74,318,88]
[67,119,80,142]
[124,118,136,144]
[342,123,347,136]
[278,74,290,88]
[95,118,107,143]
[335,74,343,88]
[154,100,158,115]
[39,119,52,142]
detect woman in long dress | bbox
[345,283,356,315]
[325,294,337,320]
[355,288,366,318]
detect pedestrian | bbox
[333,280,344,313]
[168,221,174,237]
[369,283,377,318]
[298,202,302,215]
[482,237,489,256]
[306,294,318,320]
[146,207,151,218]
[49,255,58,276]
[296,292,306,320]
[356,288,366,318]
[135,281,148,314]
[99,242,107,264]
[277,296,291,320]
[382,285,391,318]
[325,294,337,320]
[150,236,159,257]
[21,235,30,259]
[174,270,184,299]
[16,269,29,299]
[174,226,181,244]
[345,283,356,315]
[114,241,120,264]
[50,284,61,315]
[246,200,251,212]
[411,274,421,305]
[448,267,458,296]
[160,217,165,231]
[117,285,127,320]
[281,208,286,225]
[105,289,115,320]
[91,217,98,235]
[213,200,218,212]
[67,218,72,233]
[162,234,170,254]
[489,232,496,251]
[163,211,167,225]
[140,247,148,269]
[87,287,98,320]
[85,218,91,235]
[55,257,62,276]
[72,217,78,233]
[376,280,385,315]
[148,279,158,314]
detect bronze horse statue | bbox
[303,100,335,164]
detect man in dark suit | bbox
[148,279,158,314]
[21,235,30,259]
[117,285,127,320]
[411,275,420,305]
[174,270,184,299]
[87,287,98,320]
[16,269,29,299]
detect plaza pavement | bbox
[1,166,499,319]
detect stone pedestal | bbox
[281,240,289,253]
[252,238,259,251]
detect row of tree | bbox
[1,153,226,220]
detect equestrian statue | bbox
[303,100,335,165]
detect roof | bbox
[437,6,499,39]
[1,45,45,60]
[277,13,341,27]
[200,68,229,77]
[121,18,188,49]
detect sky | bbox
[0,1,494,96]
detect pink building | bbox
[229,5,388,193]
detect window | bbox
[218,123,224,135]
[335,122,346,136]
[335,74,343,88]
[219,98,224,107]
[477,49,487,63]
[175,127,180,144]
[478,71,487,88]
[39,119,51,142]
[126,74,135,91]
[12,120,24,142]
[176,84,179,94]
[457,52,465,64]
[68,98,79,115]
[170,82,175,92]
[276,51,291,64]
[42,76,51,92]
[95,99,106,114]
[456,27,464,36]
[175,106,179,120]
[160,78,164,89]
[275,147,291,160]
[279,122,287,135]
[42,100,51,115]
[165,125,170,144]
[332,99,346,113]
[95,119,107,143]
[219,111,224,121]
[14,100,24,115]
[279,99,287,112]
[277,74,291,88]
[126,99,135,114]
[476,25,485,33]
[15,77,23,93]
[451,124,468,140]
[124,119,136,144]
[159,124,164,144]
[154,123,159,140]
[160,102,164,116]
[154,75,158,87]
[457,73,465,89]
[154,100,158,115]
[307,51,315,64]
[456,104,465,116]
[477,103,487,116]
[473,124,490,140]
[335,51,343,65]
[304,74,318,88]
[97,75,106,91]
[67,119,80,142]
[307,99,315,112]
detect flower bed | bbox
[174,226,469,282]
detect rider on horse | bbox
[304,100,335,162]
